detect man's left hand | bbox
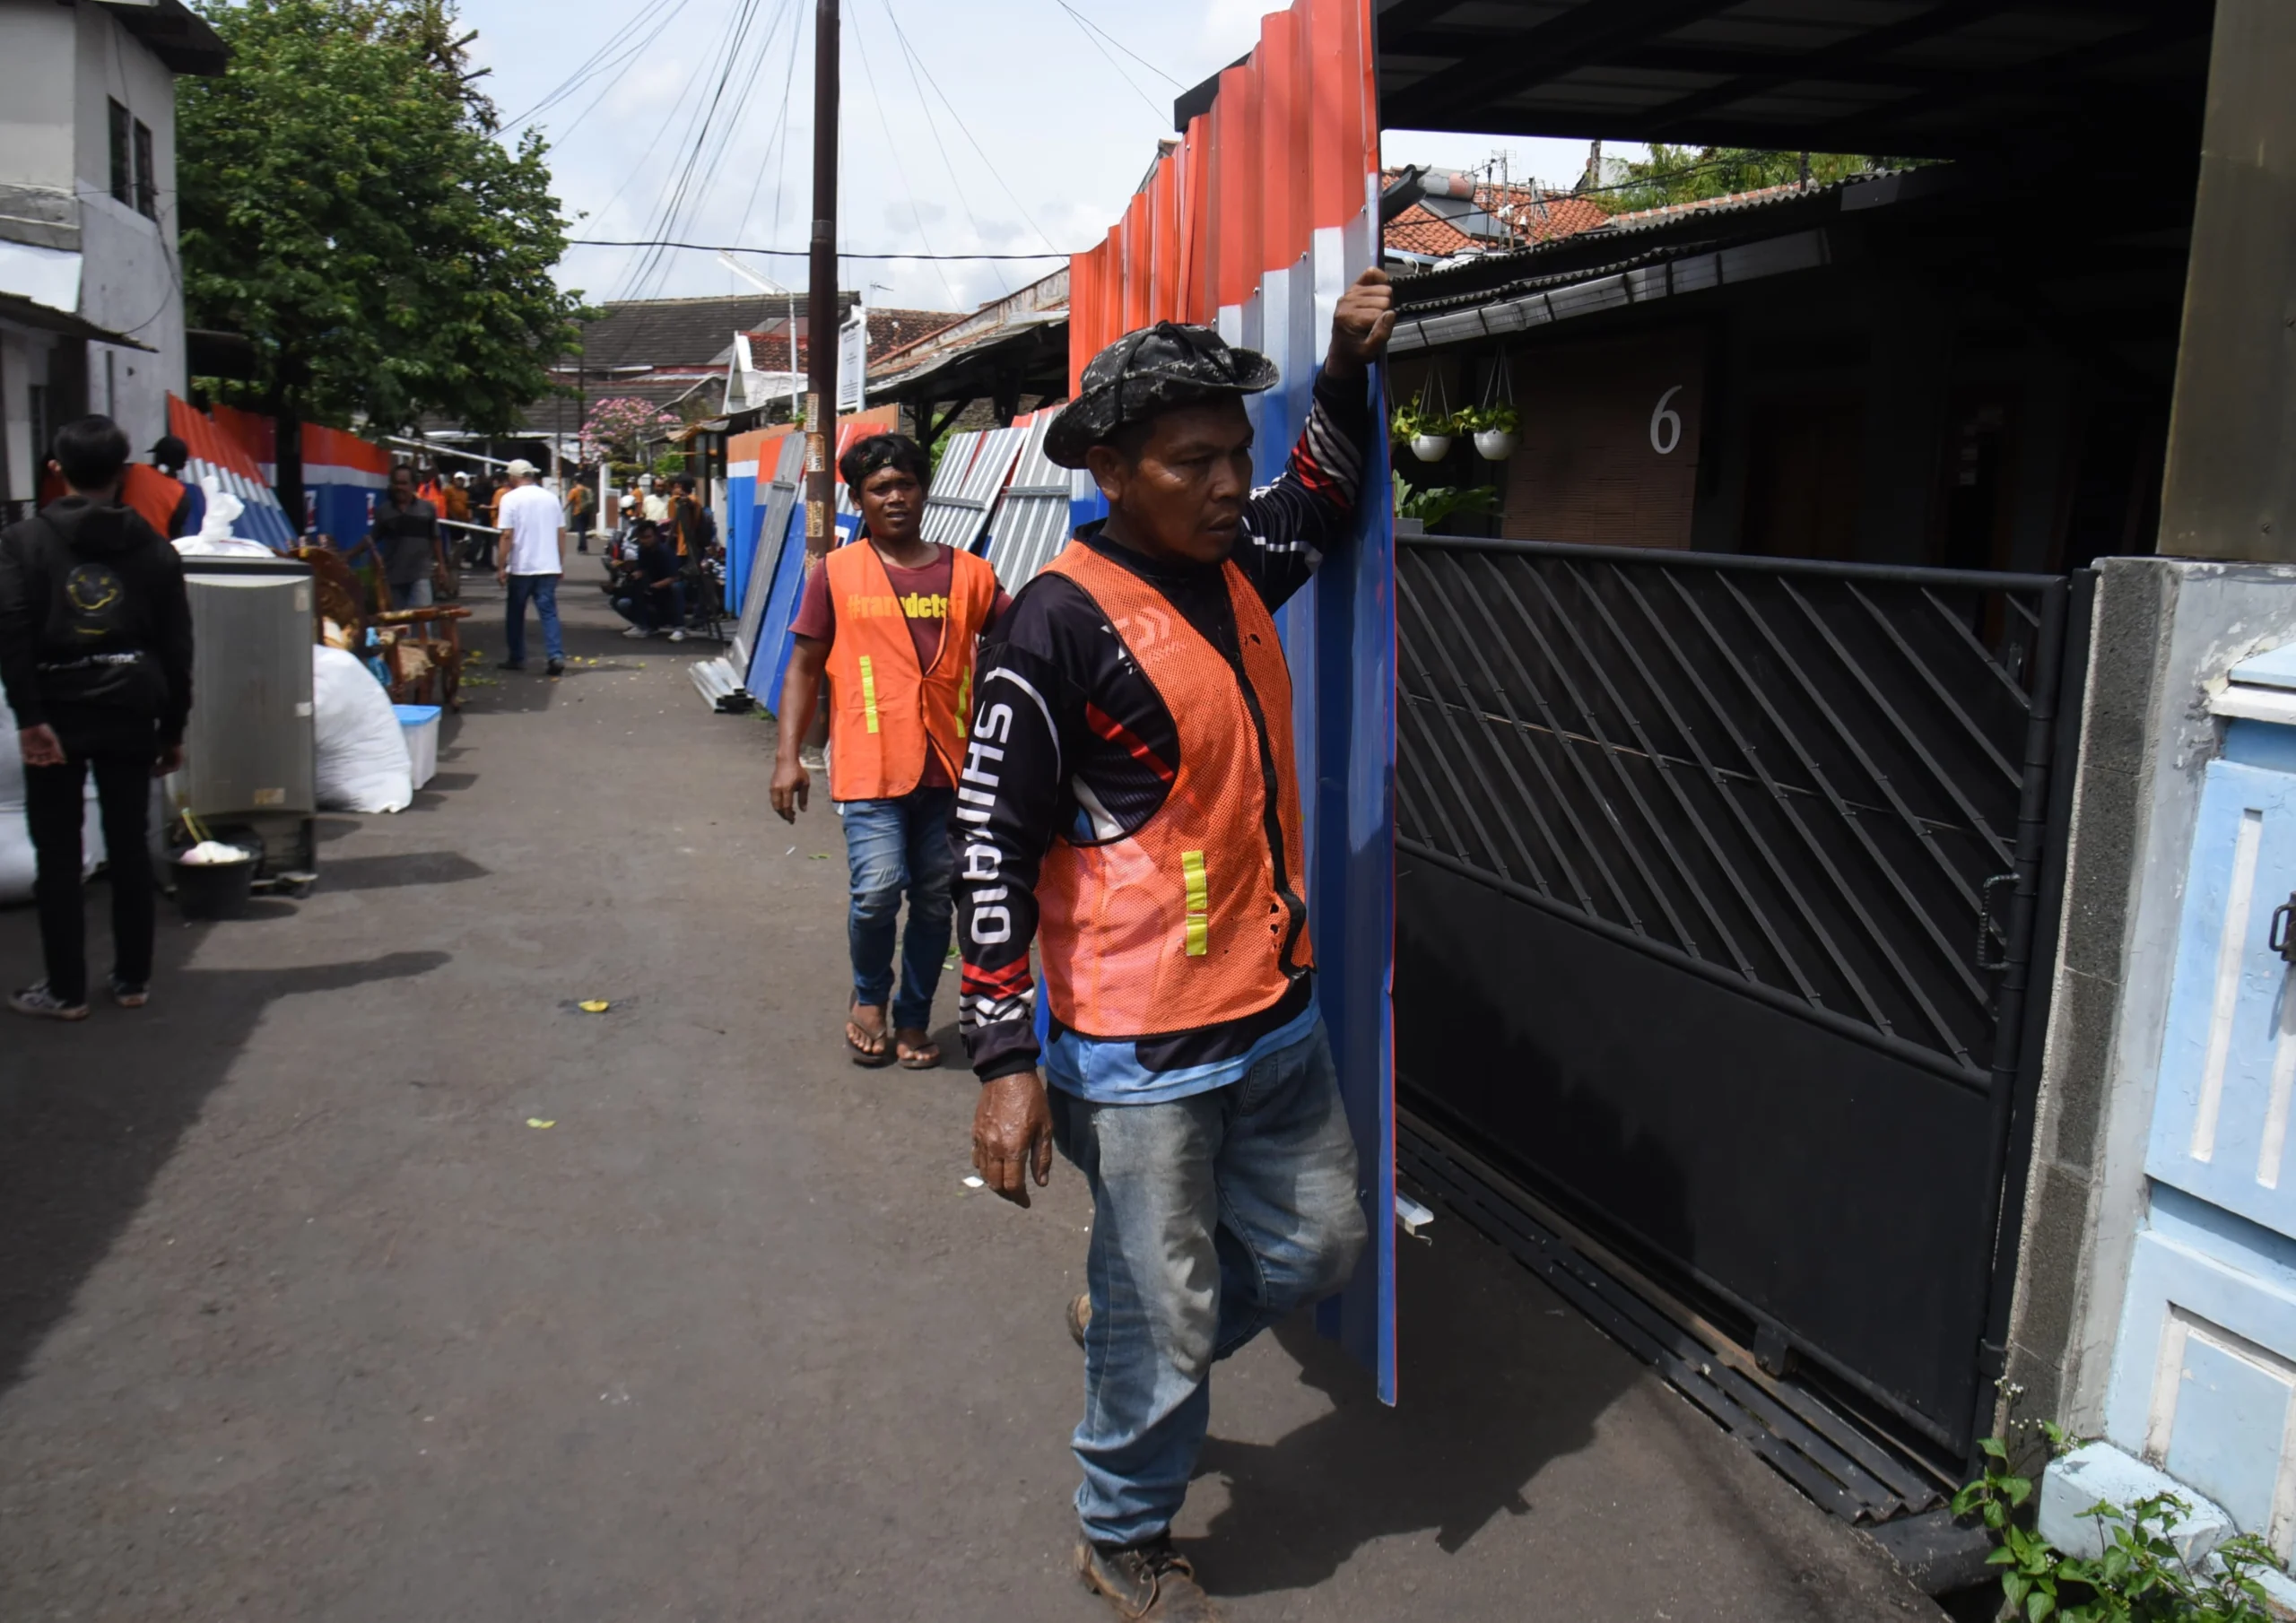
[153,744,184,778]
[1325,267,1397,379]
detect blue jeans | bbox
[839,787,956,1030]
[1049,1018,1367,1545]
[504,573,563,664]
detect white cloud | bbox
[474,0,1644,314]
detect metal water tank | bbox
[176,554,317,875]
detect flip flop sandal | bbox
[846,996,894,1068]
[896,1035,943,1071]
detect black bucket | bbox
[174,851,257,920]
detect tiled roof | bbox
[561,291,961,372]
[1381,170,1613,262]
[737,307,964,371]
[1602,182,1814,229]
[1385,203,1477,258]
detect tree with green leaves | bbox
[1596,143,1926,213]
[178,0,588,518]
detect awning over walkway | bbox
[1372,0,2210,154]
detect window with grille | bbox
[108,100,131,205]
[133,120,155,219]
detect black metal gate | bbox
[1394,535,2075,1465]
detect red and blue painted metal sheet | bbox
[164,395,298,551]
[1065,0,1396,1402]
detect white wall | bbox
[73,1,183,454]
[0,2,79,195]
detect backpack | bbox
[14,512,168,716]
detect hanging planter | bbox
[1391,370,1460,465]
[1465,356,1522,462]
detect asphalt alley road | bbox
[0,571,1947,1622]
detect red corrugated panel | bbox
[1181,115,1213,325]
[1258,8,1306,275]
[1065,0,1374,376]
[1211,65,1260,312]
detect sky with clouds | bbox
[458,0,1644,317]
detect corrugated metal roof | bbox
[984,412,1079,590]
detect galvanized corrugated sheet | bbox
[984,412,1078,588]
[921,425,1025,553]
[730,431,806,678]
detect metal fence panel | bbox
[1397,537,2063,1077]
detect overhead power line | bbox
[569,238,1074,259]
[1051,2,1184,89]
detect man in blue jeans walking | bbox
[493,458,565,677]
[957,273,1395,1620]
[770,434,1009,1068]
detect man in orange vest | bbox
[770,433,1011,1069]
[955,269,1394,1621]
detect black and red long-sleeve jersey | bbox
[955,367,1373,1094]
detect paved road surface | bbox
[0,575,1945,1621]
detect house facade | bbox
[0,0,224,511]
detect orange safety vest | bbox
[1032,542,1312,1038]
[822,540,999,802]
[120,464,187,538]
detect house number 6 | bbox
[1649,386,1684,456]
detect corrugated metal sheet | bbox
[983,410,1079,588]
[921,425,1025,553]
[730,431,805,680]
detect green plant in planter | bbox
[1390,403,1461,443]
[1457,403,1520,435]
[1393,477,1500,528]
[1955,1427,2283,1621]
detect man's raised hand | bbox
[1326,267,1397,379]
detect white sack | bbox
[311,646,412,813]
[0,697,107,903]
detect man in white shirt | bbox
[495,458,568,676]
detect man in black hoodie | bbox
[0,415,194,1020]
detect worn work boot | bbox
[1076,1536,1222,1621]
[1067,1291,1092,1349]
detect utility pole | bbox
[804,0,839,561]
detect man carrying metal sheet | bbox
[956,269,1395,1620]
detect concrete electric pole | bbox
[804,0,839,561]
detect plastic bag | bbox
[311,645,412,813]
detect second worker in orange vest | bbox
[771,432,1012,1071]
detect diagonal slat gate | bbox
[1395,535,2072,1463]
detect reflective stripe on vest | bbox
[1034,541,1311,1039]
[821,542,999,802]
[1181,850,1209,958]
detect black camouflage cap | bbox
[1044,321,1280,470]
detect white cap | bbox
[504,457,537,477]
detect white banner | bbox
[835,305,867,412]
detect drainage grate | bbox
[1399,1115,1950,1526]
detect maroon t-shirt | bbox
[790,542,1011,788]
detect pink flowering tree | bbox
[580,397,680,465]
